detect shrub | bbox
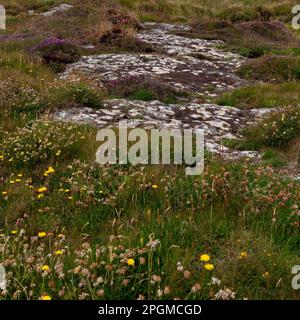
[31,38,81,72]
[47,83,103,110]
[242,108,300,148]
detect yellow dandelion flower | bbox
[38,187,47,193]
[40,295,51,300]
[11,230,17,235]
[37,194,44,199]
[9,180,15,184]
[41,265,50,271]
[15,179,21,183]
[2,191,8,196]
[38,232,47,238]
[152,184,158,190]
[127,259,135,266]
[55,250,63,255]
[204,264,215,271]
[17,173,23,177]
[0,155,4,160]
[200,254,210,262]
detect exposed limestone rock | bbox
[41,4,73,17]
[54,23,273,160]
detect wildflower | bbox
[38,187,47,193]
[37,194,44,199]
[44,167,55,176]
[127,259,135,266]
[200,254,210,262]
[15,179,21,183]
[9,181,15,184]
[38,232,47,238]
[2,191,8,196]
[215,289,236,300]
[204,264,215,271]
[263,272,270,278]
[40,295,51,300]
[41,265,50,271]
[55,250,63,255]
[11,230,17,235]
[17,173,23,177]
[239,251,248,259]
[152,184,158,190]
[0,156,3,160]
[191,283,201,293]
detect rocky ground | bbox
[54,21,272,157]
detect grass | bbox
[0,0,299,301]
[217,82,300,109]
[238,55,300,82]
[106,76,188,103]
[119,0,297,22]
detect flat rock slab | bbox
[54,100,272,158]
[41,4,73,17]
[61,23,246,96]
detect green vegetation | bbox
[217,82,300,109]
[0,0,299,300]
[238,55,300,82]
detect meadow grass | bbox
[0,0,299,300]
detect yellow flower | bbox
[204,263,215,271]
[38,187,47,193]
[37,194,44,199]
[15,179,21,183]
[127,259,135,266]
[263,272,269,278]
[11,230,17,235]
[239,251,248,259]
[2,191,8,196]
[44,167,55,176]
[9,180,15,184]
[200,254,210,262]
[38,232,47,238]
[67,196,73,200]
[41,265,50,271]
[58,234,64,238]
[47,167,55,174]
[55,250,63,255]
[151,184,158,190]
[40,295,52,300]
[0,155,4,160]
[17,173,23,177]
